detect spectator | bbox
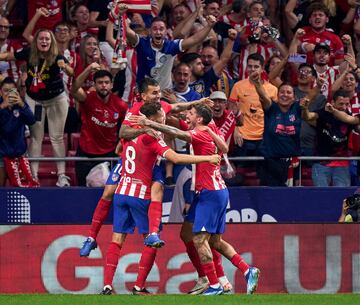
[302,89,355,186]
[71,68,128,186]
[339,192,360,223]
[69,3,99,51]
[120,2,217,89]
[0,16,23,82]
[0,77,38,187]
[228,53,278,170]
[0,29,74,187]
[88,0,113,65]
[251,71,302,186]
[181,28,237,97]
[295,2,344,66]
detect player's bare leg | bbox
[193,232,223,295]
[209,234,260,294]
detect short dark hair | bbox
[333,89,350,102]
[0,77,16,88]
[139,77,159,94]
[298,63,317,78]
[151,16,167,27]
[306,2,330,19]
[180,52,201,65]
[194,104,212,125]
[93,70,113,82]
[247,53,265,66]
[278,82,294,93]
[173,62,191,73]
[140,101,161,118]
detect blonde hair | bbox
[29,29,59,67]
[322,0,336,17]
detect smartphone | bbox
[288,54,307,63]
[34,104,43,121]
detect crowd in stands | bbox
[1,0,360,188]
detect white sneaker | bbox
[219,276,233,293]
[56,174,70,187]
[187,276,209,295]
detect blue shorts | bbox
[113,194,150,234]
[192,189,229,235]
[106,159,164,185]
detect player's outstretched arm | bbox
[129,115,191,142]
[171,98,213,113]
[119,124,150,140]
[164,149,220,165]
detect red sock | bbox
[18,156,39,187]
[4,157,28,187]
[135,247,157,288]
[104,242,122,286]
[231,253,249,274]
[212,248,225,278]
[148,201,162,234]
[89,198,112,239]
[202,262,218,285]
[185,241,205,277]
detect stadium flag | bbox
[120,0,152,14]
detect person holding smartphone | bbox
[0,77,39,187]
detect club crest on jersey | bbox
[12,109,20,118]
[114,112,119,119]
[112,173,119,182]
[289,114,295,122]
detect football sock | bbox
[104,242,122,286]
[231,253,250,274]
[148,201,162,234]
[185,241,205,277]
[89,198,112,239]
[212,248,225,278]
[202,262,219,286]
[135,247,157,288]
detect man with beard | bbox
[182,28,237,97]
[71,67,128,186]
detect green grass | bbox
[1,294,359,305]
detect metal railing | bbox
[26,156,360,186]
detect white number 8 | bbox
[125,146,136,174]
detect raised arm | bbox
[119,124,151,140]
[181,15,216,51]
[325,102,360,125]
[201,126,228,153]
[250,71,272,110]
[268,55,287,87]
[300,97,318,126]
[284,0,299,30]
[106,18,116,49]
[23,7,49,44]
[212,28,237,76]
[171,98,213,113]
[172,2,201,39]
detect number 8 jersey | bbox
[114,134,170,199]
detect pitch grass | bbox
[1,294,359,305]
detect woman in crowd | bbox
[0,29,74,187]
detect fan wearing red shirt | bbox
[298,2,344,66]
[101,101,219,295]
[28,0,63,33]
[71,66,128,186]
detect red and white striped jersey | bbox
[314,65,340,100]
[122,47,138,103]
[115,134,170,199]
[62,49,79,108]
[0,40,23,82]
[189,124,227,192]
[121,0,152,14]
[350,92,360,115]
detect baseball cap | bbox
[313,42,330,53]
[209,91,227,101]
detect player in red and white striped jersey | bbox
[101,101,220,295]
